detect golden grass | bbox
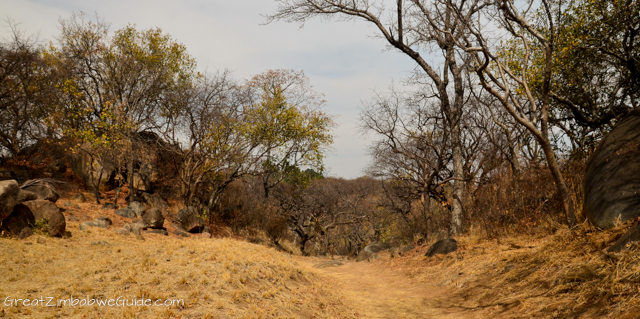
[0,200,357,318]
[382,221,640,318]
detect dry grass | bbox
[0,196,356,319]
[381,220,640,318]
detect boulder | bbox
[425,238,458,257]
[142,208,164,229]
[115,208,136,219]
[19,227,33,239]
[128,201,146,217]
[174,206,205,233]
[22,200,66,237]
[141,192,168,211]
[608,223,640,252]
[584,110,640,229]
[0,204,35,237]
[356,242,391,262]
[21,184,60,203]
[16,190,37,203]
[0,180,20,220]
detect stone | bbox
[142,208,164,229]
[114,228,130,236]
[91,240,111,246]
[584,110,640,229]
[174,206,205,233]
[356,242,391,262]
[0,203,35,237]
[425,238,458,257]
[80,217,112,230]
[141,192,168,211]
[128,201,146,217]
[96,216,113,226]
[22,184,60,203]
[19,227,33,239]
[115,208,136,219]
[0,179,20,220]
[101,203,118,210]
[201,232,211,239]
[22,200,66,237]
[72,193,86,202]
[16,190,37,203]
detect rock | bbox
[130,222,145,235]
[356,242,391,262]
[16,190,37,203]
[174,206,205,233]
[72,193,86,202]
[91,240,110,246]
[101,203,118,210]
[584,110,640,229]
[115,208,136,219]
[174,228,191,237]
[22,200,66,237]
[201,232,211,239]
[143,229,168,236]
[79,223,89,231]
[608,223,640,252]
[141,192,168,211]
[132,172,148,192]
[21,184,60,203]
[425,238,458,257]
[114,228,130,236]
[0,180,20,220]
[0,204,35,237]
[142,208,164,229]
[19,227,33,239]
[96,216,113,226]
[128,201,146,217]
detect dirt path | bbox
[296,256,476,319]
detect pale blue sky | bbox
[0,0,416,178]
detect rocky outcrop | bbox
[584,110,640,229]
[174,206,205,233]
[425,239,458,257]
[0,203,35,236]
[22,200,66,237]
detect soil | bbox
[297,255,484,319]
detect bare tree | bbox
[268,0,483,234]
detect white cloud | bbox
[0,0,417,178]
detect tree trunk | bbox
[450,125,464,235]
[539,135,576,226]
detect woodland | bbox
[1,0,639,258]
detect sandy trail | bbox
[296,256,475,319]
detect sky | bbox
[0,0,418,178]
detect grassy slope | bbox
[0,197,357,319]
[384,221,640,318]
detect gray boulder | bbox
[142,208,164,229]
[128,201,146,217]
[80,217,112,230]
[425,238,458,257]
[141,192,168,211]
[584,110,640,229]
[0,180,20,220]
[16,190,37,203]
[115,208,136,219]
[22,200,66,237]
[356,242,391,262]
[174,206,205,233]
[21,184,60,203]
